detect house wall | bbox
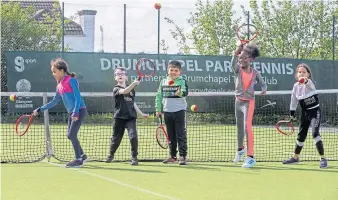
[64,35,88,52]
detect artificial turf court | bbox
[2,159,338,200]
[1,122,338,200]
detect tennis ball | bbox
[168,80,174,85]
[10,94,17,101]
[154,2,162,10]
[298,77,306,84]
[191,105,198,112]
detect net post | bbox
[42,93,53,162]
[61,2,65,53]
[123,4,127,53]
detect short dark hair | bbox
[50,58,75,77]
[168,60,181,69]
[244,44,260,59]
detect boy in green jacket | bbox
[155,60,188,165]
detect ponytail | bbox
[51,58,76,77]
[65,70,76,77]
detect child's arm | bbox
[35,90,61,114]
[155,80,164,113]
[303,78,316,90]
[290,84,298,119]
[69,78,81,118]
[134,103,148,118]
[231,44,243,75]
[175,79,188,97]
[256,72,267,95]
[118,79,140,95]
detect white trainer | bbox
[233,148,246,163]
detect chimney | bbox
[78,10,97,52]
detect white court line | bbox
[46,161,179,200]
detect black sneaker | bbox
[282,157,300,164]
[65,159,83,168]
[105,154,114,163]
[178,156,187,165]
[81,154,88,163]
[131,157,138,166]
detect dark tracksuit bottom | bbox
[109,118,138,158]
[164,110,187,158]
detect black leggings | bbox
[297,108,321,143]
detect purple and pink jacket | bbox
[39,75,86,117]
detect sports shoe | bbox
[320,158,328,168]
[178,156,187,165]
[242,157,256,168]
[131,157,138,166]
[162,157,177,164]
[65,159,83,168]
[105,154,114,163]
[81,154,88,163]
[282,157,300,164]
[233,148,246,163]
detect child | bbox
[33,58,87,168]
[155,60,188,165]
[231,43,267,168]
[283,63,328,168]
[106,67,148,165]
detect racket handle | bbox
[137,76,141,81]
[158,115,163,124]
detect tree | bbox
[164,0,239,55]
[164,0,337,60]
[1,2,65,52]
[1,1,66,93]
[248,0,338,60]
[160,39,169,54]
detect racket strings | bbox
[156,128,168,147]
[18,116,30,133]
[278,122,294,135]
[237,25,258,42]
[137,59,155,77]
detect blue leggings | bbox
[67,108,87,159]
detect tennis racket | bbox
[236,23,259,44]
[276,119,295,136]
[156,115,170,149]
[135,58,156,81]
[15,114,34,136]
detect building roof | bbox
[2,0,84,36]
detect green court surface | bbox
[2,160,338,200]
[2,122,338,200]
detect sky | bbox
[61,0,252,54]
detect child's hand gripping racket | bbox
[276,117,295,136]
[15,114,35,136]
[136,58,156,81]
[156,115,170,149]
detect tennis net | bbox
[1,90,337,163]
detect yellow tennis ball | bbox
[10,94,17,101]
[190,105,198,112]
